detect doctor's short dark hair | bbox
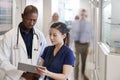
[50,22,70,46]
[23,5,38,16]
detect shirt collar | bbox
[19,22,33,34]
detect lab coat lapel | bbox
[32,31,41,65]
[18,29,27,56]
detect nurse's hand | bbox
[21,72,40,80]
[35,67,48,76]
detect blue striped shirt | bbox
[70,19,94,48]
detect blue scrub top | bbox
[41,45,75,80]
[20,26,33,59]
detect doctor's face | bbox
[22,13,38,30]
[49,28,65,45]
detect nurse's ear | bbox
[63,33,66,39]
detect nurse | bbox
[0,5,46,80]
[35,22,75,80]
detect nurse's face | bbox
[49,28,65,45]
[22,13,38,30]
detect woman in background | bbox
[50,12,59,24]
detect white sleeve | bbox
[0,34,23,80]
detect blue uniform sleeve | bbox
[64,50,75,66]
[41,47,48,60]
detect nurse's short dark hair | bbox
[50,22,70,46]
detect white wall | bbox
[14,0,26,27]
[98,43,120,80]
[43,0,52,37]
[98,43,108,80]
[106,54,120,80]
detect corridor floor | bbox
[69,43,95,80]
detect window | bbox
[52,0,80,26]
[0,0,12,35]
[102,0,120,53]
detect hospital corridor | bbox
[0,0,120,80]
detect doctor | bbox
[0,5,46,80]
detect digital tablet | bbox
[18,62,46,73]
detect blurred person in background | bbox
[70,15,80,43]
[70,9,94,80]
[50,12,59,25]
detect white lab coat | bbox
[0,27,46,80]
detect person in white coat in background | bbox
[50,12,59,26]
[0,5,46,80]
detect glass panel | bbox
[102,1,111,48]
[102,0,120,53]
[0,0,12,35]
[52,0,80,27]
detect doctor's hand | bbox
[21,72,40,80]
